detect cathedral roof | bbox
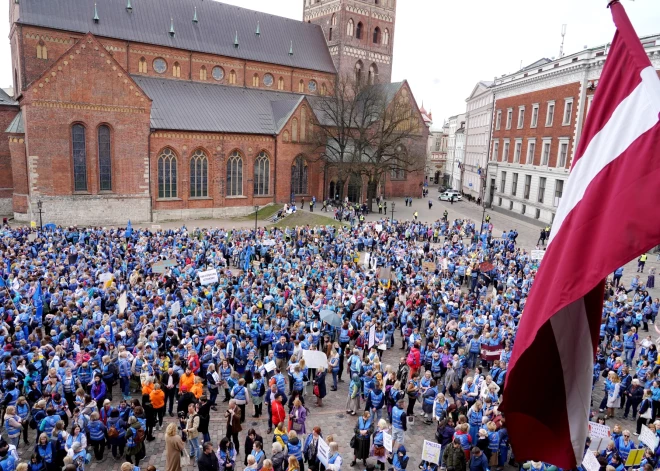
[18,0,337,74]
[132,75,305,134]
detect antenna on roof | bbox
[289,40,293,56]
[126,0,132,12]
[169,18,175,37]
[234,31,239,48]
[93,3,99,23]
[559,24,567,58]
[256,21,260,36]
[193,7,198,24]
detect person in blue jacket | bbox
[391,445,409,471]
[468,447,489,471]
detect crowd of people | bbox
[0,210,656,471]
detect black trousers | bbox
[226,430,240,453]
[165,390,177,414]
[91,438,105,460]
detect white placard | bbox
[383,432,393,453]
[99,273,113,283]
[302,350,328,369]
[27,233,37,242]
[582,450,600,471]
[264,360,277,372]
[640,425,659,450]
[588,421,611,439]
[171,301,181,316]
[198,268,218,286]
[263,239,276,246]
[368,324,376,349]
[151,225,162,230]
[375,224,383,233]
[421,440,441,465]
[378,344,387,351]
[531,250,545,261]
[118,292,127,314]
[317,436,329,467]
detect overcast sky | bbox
[1,0,658,128]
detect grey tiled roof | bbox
[0,89,17,106]
[132,75,302,134]
[18,0,336,74]
[5,111,23,134]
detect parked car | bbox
[438,191,462,202]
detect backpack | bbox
[640,399,650,414]
[107,426,119,439]
[134,428,146,444]
[407,350,420,368]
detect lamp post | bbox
[36,200,43,230]
[390,202,395,221]
[254,205,259,232]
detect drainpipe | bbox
[273,135,278,203]
[148,128,154,222]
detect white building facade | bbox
[463,81,493,200]
[445,113,465,191]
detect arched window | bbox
[158,148,177,198]
[138,57,147,73]
[200,66,207,80]
[189,149,208,198]
[321,83,327,96]
[355,61,363,85]
[383,28,390,46]
[283,130,290,143]
[368,63,378,85]
[298,80,304,93]
[98,125,112,191]
[301,107,307,142]
[226,150,243,196]
[72,124,87,192]
[229,70,237,84]
[252,74,259,87]
[254,151,270,196]
[172,62,181,78]
[278,77,285,90]
[292,118,298,142]
[373,27,381,44]
[347,19,354,37]
[390,145,407,180]
[291,155,308,195]
[36,41,47,60]
[329,27,333,41]
[356,22,363,39]
[331,13,337,26]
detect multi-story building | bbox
[304,0,396,84]
[454,124,465,191]
[428,130,445,184]
[463,81,493,201]
[440,121,450,186]
[445,113,465,191]
[486,38,660,224]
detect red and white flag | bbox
[500,2,660,468]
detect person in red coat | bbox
[406,341,422,377]
[271,393,286,429]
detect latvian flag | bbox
[500,2,660,468]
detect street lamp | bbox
[36,200,43,230]
[254,205,259,232]
[390,202,395,221]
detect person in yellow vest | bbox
[638,253,648,273]
[413,211,418,221]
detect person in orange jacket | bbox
[191,377,204,399]
[149,383,166,430]
[179,367,195,394]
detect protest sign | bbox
[264,360,277,372]
[531,250,546,261]
[99,273,113,283]
[152,259,177,274]
[28,233,37,242]
[582,451,600,471]
[375,224,383,233]
[369,324,376,349]
[302,350,328,369]
[588,422,611,440]
[480,344,503,362]
[317,437,330,467]
[640,425,659,450]
[118,292,127,314]
[422,261,436,272]
[421,440,441,465]
[198,268,218,286]
[383,432,393,452]
[625,449,644,467]
[171,301,181,317]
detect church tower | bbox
[303,0,396,85]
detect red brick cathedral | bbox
[1,0,425,225]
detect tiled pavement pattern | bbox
[11,189,660,470]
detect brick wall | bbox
[9,136,28,215]
[0,106,20,214]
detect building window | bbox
[514,140,522,163]
[558,141,569,168]
[321,83,327,95]
[538,177,546,203]
[368,63,378,85]
[355,61,363,85]
[492,141,499,161]
[172,62,181,78]
[495,110,501,130]
[200,66,207,80]
[383,28,390,45]
[72,124,87,192]
[347,19,354,36]
[545,101,555,126]
[98,125,112,191]
[506,108,512,129]
[292,118,299,142]
[329,27,333,41]
[522,204,526,215]
[356,22,363,39]
[157,148,177,198]
[517,106,525,129]
[535,208,541,219]
[511,173,518,196]
[526,140,536,165]
[524,174,531,200]
[554,179,564,206]
[138,57,147,73]
[291,155,308,195]
[263,74,274,87]
[252,74,259,87]
[301,107,307,142]
[531,104,539,128]
[541,140,551,166]
[500,171,507,194]
[562,98,574,125]
[153,58,167,74]
[331,13,337,26]
[226,151,243,196]
[390,168,406,180]
[373,27,381,44]
[229,70,236,84]
[189,149,208,198]
[212,66,224,81]
[283,131,289,143]
[36,42,48,60]
[278,77,285,90]
[502,141,510,162]
[308,80,317,92]
[254,151,270,196]
[298,80,305,93]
